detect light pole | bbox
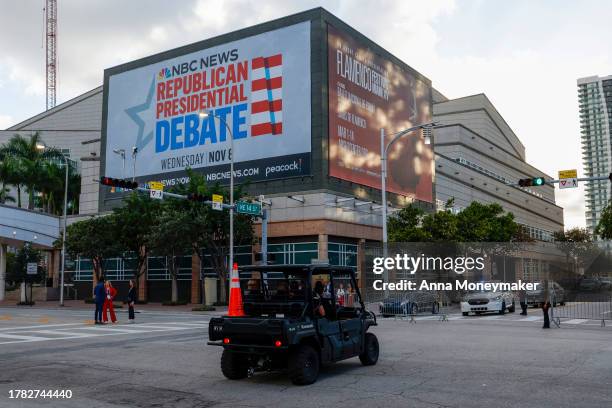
[112,149,126,178]
[199,111,235,283]
[37,143,69,306]
[380,122,436,274]
[131,146,138,181]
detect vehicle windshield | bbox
[239,270,308,317]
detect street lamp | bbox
[36,142,69,306]
[199,111,235,282]
[112,148,126,178]
[380,122,437,275]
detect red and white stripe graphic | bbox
[250,54,283,137]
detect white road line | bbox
[0,333,49,341]
[480,315,503,320]
[75,326,153,334]
[161,321,209,326]
[521,316,542,321]
[27,330,97,338]
[564,319,587,324]
[0,323,82,331]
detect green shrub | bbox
[162,300,189,306]
[191,305,216,312]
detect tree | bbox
[0,133,64,209]
[5,243,43,284]
[554,227,596,275]
[388,201,520,243]
[0,153,23,206]
[456,202,518,242]
[145,204,193,303]
[112,192,162,301]
[165,169,254,303]
[62,215,122,282]
[595,201,612,240]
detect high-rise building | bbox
[578,75,612,235]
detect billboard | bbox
[104,22,311,187]
[327,24,433,202]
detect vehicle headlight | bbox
[492,295,502,301]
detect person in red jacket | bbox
[102,280,117,324]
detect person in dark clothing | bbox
[93,279,105,324]
[313,281,326,317]
[542,298,551,329]
[127,279,136,323]
[519,290,528,316]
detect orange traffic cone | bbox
[228,263,245,317]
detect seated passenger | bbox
[313,281,326,317]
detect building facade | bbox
[0,8,567,302]
[578,75,612,235]
[433,93,564,240]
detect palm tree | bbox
[0,133,64,209]
[37,160,81,215]
[0,155,19,205]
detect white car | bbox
[461,289,515,316]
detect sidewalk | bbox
[0,299,228,316]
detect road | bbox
[0,307,611,408]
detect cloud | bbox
[1,0,611,229]
[0,115,14,130]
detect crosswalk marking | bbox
[564,319,587,325]
[0,320,210,345]
[0,323,82,331]
[28,330,97,338]
[0,333,49,341]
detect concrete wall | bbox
[433,94,564,236]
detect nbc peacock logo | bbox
[157,68,171,80]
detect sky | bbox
[1,0,611,229]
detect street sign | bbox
[236,201,262,216]
[26,262,37,275]
[149,181,164,199]
[212,194,223,211]
[558,169,578,189]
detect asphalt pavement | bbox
[0,306,611,408]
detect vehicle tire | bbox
[289,345,320,385]
[462,312,469,316]
[220,350,249,380]
[359,333,379,366]
[499,302,506,315]
[560,301,565,306]
[432,302,440,315]
[509,302,516,313]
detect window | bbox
[268,242,318,265]
[328,243,357,268]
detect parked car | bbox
[379,291,440,317]
[578,277,604,292]
[598,278,612,291]
[461,287,515,316]
[526,281,566,307]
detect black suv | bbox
[208,264,379,385]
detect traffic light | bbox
[100,177,138,190]
[187,192,208,202]
[518,177,545,187]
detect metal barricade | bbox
[552,292,612,327]
[364,289,451,323]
